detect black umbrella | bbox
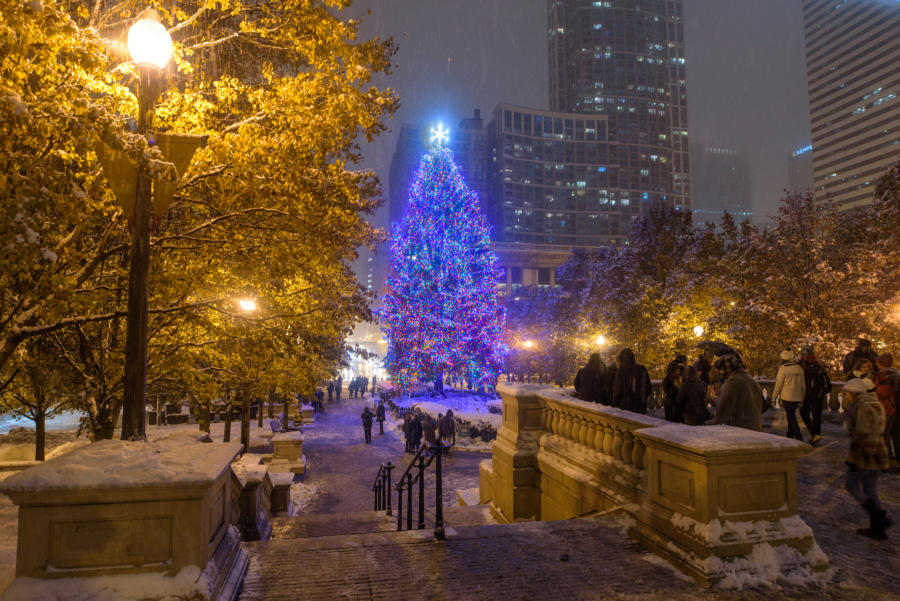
[697,340,739,356]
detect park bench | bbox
[269,418,300,434]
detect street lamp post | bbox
[238,299,257,453]
[121,12,172,441]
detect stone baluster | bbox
[580,417,591,447]
[631,436,645,470]
[592,419,604,451]
[610,426,624,461]
[546,408,556,434]
[563,411,573,441]
[601,422,614,456]
[621,430,634,466]
[571,414,582,445]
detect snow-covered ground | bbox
[389,388,502,451]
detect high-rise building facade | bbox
[692,145,752,225]
[548,0,691,210]
[788,143,815,195]
[801,0,900,210]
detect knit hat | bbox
[780,349,795,361]
[843,378,875,395]
[876,353,894,368]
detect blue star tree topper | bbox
[379,147,507,393]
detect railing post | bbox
[374,479,381,511]
[396,482,403,531]
[434,442,445,540]
[385,462,394,516]
[406,473,413,530]
[417,451,426,529]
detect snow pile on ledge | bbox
[290,480,323,514]
[0,565,209,601]
[0,431,240,493]
[669,513,812,545]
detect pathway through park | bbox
[296,394,485,517]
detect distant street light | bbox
[595,334,606,346]
[239,298,257,312]
[693,325,705,337]
[120,10,173,441]
[523,339,534,349]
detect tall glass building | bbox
[802,0,900,210]
[548,0,691,211]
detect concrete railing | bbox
[480,383,828,587]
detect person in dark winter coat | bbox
[799,347,831,446]
[376,400,386,435]
[574,353,609,404]
[361,407,374,444]
[843,377,892,539]
[678,366,710,425]
[335,376,342,401]
[844,338,879,380]
[327,380,334,403]
[439,410,457,445]
[693,352,711,385]
[714,353,763,431]
[662,356,686,422]
[403,412,413,452]
[612,348,652,414]
[409,411,423,452]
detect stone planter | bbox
[262,431,306,475]
[0,433,246,601]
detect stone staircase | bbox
[236,510,716,601]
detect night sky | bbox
[352,0,811,229]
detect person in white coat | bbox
[773,349,807,440]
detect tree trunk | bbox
[223,397,232,443]
[268,394,275,418]
[199,400,211,435]
[35,408,46,462]
[241,391,250,452]
[282,396,289,428]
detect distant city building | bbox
[548,0,691,210]
[788,144,815,195]
[691,145,752,225]
[801,0,900,210]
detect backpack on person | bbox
[804,362,830,402]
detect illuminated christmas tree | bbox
[380,144,506,393]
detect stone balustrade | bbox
[480,382,827,586]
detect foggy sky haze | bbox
[353,0,812,226]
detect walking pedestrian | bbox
[678,366,710,425]
[444,409,456,445]
[773,349,806,441]
[842,377,892,539]
[403,411,413,453]
[844,338,879,380]
[662,356,686,423]
[798,347,831,446]
[376,400,386,435]
[714,352,763,431]
[874,354,900,467]
[335,375,343,401]
[327,380,334,403]
[361,406,374,444]
[348,379,356,399]
[410,411,423,452]
[612,348,652,414]
[574,353,609,404]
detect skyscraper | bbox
[692,145,752,225]
[801,0,900,210]
[548,0,691,210]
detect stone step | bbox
[239,517,693,601]
[272,503,498,541]
[272,510,395,539]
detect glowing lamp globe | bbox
[595,335,606,346]
[239,299,257,312]
[523,340,534,349]
[128,17,172,69]
[693,325,704,337]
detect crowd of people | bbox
[573,337,899,541]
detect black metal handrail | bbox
[385,441,446,540]
[371,461,394,516]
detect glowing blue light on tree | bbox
[430,123,449,147]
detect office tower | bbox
[692,145,752,225]
[801,0,900,210]
[548,0,691,210]
[788,144,815,195]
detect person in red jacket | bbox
[874,354,900,468]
